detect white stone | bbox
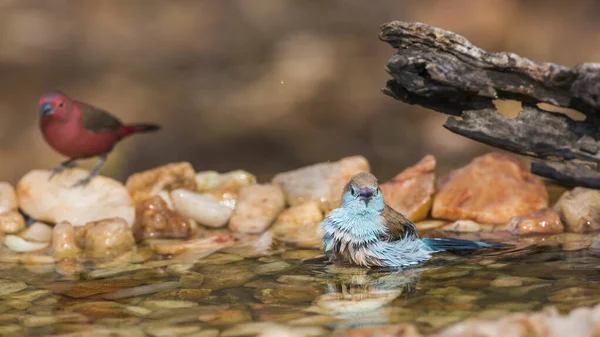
[170,189,233,228]
[21,222,53,242]
[229,184,285,234]
[17,169,134,227]
[0,182,18,214]
[4,235,49,253]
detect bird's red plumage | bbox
[39,92,160,159]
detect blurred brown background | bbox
[1,0,599,184]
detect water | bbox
[0,232,599,337]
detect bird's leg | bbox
[49,158,78,181]
[72,154,107,188]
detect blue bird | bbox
[321,172,501,268]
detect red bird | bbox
[39,91,160,187]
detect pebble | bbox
[142,300,198,310]
[415,220,446,231]
[505,208,564,235]
[149,289,212,301]
[4,235,48,252]
[0,211,25,234]
[151,233,234,255]
[198,309,252,325]
[17,169,134,226]
[490,276,524,287]
[0,280,27,296]
[199,263,257,291]
[280,249,324,261]
[52,221,81,259]
[272,155,370,212]
[80,217,135,258]
[146,325,201,337]
[171,188,232,228]
[254,286,322,304]
[196,169,257,209]
[126,162,197,203]
[20,222,53,242]
[198,253,244,265]
[441,220,486,233]
[255,261,295,275]
[229,184,286,234]
[554,187,600,232]
[133,195,192,241]
[432,153,548,224]
[269,200,324,248]
[179,271,205,288]
[380,155,436,222]
[0,182,18,214]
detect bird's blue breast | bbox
[321,208,433,267]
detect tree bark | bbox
[379,21,600,188]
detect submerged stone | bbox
[505,208,564,235]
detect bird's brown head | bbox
[39,91,73,121]
[341,172,383,209]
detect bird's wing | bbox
[76,101,123,132]
[380,205,419,241]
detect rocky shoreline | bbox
[1,152,600,336]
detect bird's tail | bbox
[422,238,504,252]
[119,123,161,138]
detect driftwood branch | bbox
[379,21,600,188]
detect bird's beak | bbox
[40,103,53,116]
[359,187,375,206]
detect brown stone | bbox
[79,218,135,258]
[149,288,212,301]
[132,196,191,241]
[505,208,564,235]
[0,211,25,234]
[432,153,548,224]
[126,162,197,203]
[380,155,436,222]
[40,279,144,298]
[554,187,600,233]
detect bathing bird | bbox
[321,172,501,268]
[39,91,160,187]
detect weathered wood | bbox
[379,21,600,188]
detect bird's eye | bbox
[58,102,64,108]
[350,186,358,196]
